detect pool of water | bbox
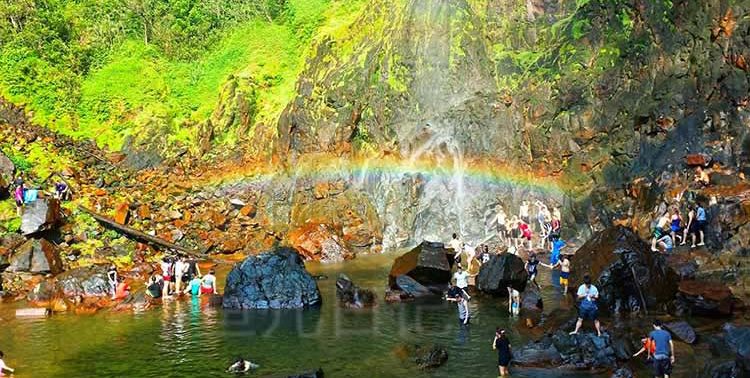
[0,253,676,377]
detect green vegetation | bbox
[0,0,363,151]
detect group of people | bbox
[491,200,562,252]
[148,256,217,300]
[651,202,707,252]
[12,174,70,216]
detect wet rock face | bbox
[289,223,353,263]
[223,247,321,310]
[55,266,111,298]
[676,280,743,316]
[723,323,750,374]
[7,239,63,275]
[388,241,454,290]
[21,198,62,235]
[476,253,528,295]
[569,226,679,314]
[335,274,375,308]
[666,321,697,344]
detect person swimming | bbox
[226,357,259,374]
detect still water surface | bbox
[1,253,617,377]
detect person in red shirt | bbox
[633,336,656,358]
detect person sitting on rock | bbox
[656,234,674,253]
[650,210,670,252]
[201,269,218,295]
[0,350,15,376]
[694,166,710,187]
[570,274,602,337]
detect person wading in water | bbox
[492,328,512,377]
[570,274,602,337]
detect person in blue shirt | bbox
[648,319,675,378]
[570,275,601,336]
[694,202,707,247]
[184,275,203,297]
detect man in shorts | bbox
[570,274,602,337]
[649,319,675,378]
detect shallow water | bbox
[0,253,647,377]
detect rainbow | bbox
[189,153,570,195]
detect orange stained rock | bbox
[113,202,130,225]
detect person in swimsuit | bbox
[201,269,218,295]
[669,208,683,246]
[525,254,541,289]
[492,328,512,377]
[0,351,15,376]
[542,251,570,294]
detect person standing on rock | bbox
[695,202,707,247]
[107,264,118,299]
[494,205,508,245]
[648,319,675,378]
[492,328,512,377]
[570,274,602,337]
[519,201,530,228]
[446,293,470,325]
[0,351,15,376]
[14,183,24,216]
[524,254,541,289]
[682,205,696,247]
[669,207,683,246]
[542,253,571,294]
[452,265,473,300]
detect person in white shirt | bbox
[452,266,475,300]
[570,275,602,336]
[174,257,189,294]
[0,350,15,376]
[507,287,520,316]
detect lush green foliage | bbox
[0,0,354,150]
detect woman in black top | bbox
[493,328,512,376]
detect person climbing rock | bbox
[656,234,674,253]
[525,254,540,289]
[492,328,512,377]
[649,319,675,378]
[0,350,15,376]
[570,275,602,337]
[651,210,670,252]
[452,265,474,300]
[633,335,656,358]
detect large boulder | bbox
[676,280,743,317]
[388,241,454,290]
[223,247,322,310]
[21,198,62,235]
[665,321,697,344]
[54,266,111,298]
[476,253,528,295]
[723,323,750,374]
[335,273,375,308]
[393,275,434,297]
[6,239,63,275]
[515,331,620,369]
[569,226,679,314]
[288,223,354,263]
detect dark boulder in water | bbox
[393,275,434,298]
[610,367,634,378]
[223,247,321,310]
[676,280,743,316]
[476,253,528,295]
[389,241,454,290]
[666,321,697,344]
[335,273,375,308]
[515,331,620,370]
[723,323,750,373]
[55,266,111,298]
[569,226,678,314]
